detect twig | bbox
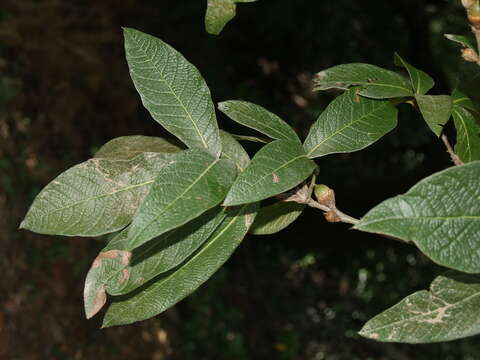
[441,134,464,166]
[306,199,360,225]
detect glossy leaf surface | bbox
[223,140,316,206]
[218,100,300,142]
[102,203,258,327]
[21,153,173,236]
[304,88,398,158]
[123,28,221,157]
[360,273,480,343]
[127,149,236,250]
[313,63,413,99]
[355,162,480,273]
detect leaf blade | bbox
[94,136,182,160]
[304,88,398,158]
[127,149,236,250]
[123,28,221,157]
[219,130,250,172]
[250,201,305,235]
[218,100,301,142]
[394,53,434,95]
[452,106,480,163]
[415,95,452,137]
[354,162,480,273]
[102,203,258,327]
[223,140,316,206]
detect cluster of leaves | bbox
[21,25,480,344]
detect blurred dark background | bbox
[2,0,480,359]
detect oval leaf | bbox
[250,201,305,235]
[453,106,480,163]
[223,140,316,206]
[219,130,250,172]
[205,0,257,35]
[360,273,480,343]
[94,136,182,160]
[218,100,300,143]
[304,88,398,158]
[394,53,434,95]
[314,63,413,99]
[415,94,452,137]
[127,149,236,250]
[102,203,258,327]
[354,162,480,273]
[123,28,221,157]
[20,153,173,236]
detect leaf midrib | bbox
[130,33,210,150]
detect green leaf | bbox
[102,202,258,327]
[452,88,479,115]
[20,153,173,237]
[359,273,480,343]
[303,88,398,158]
[127,149,236,250]
[123,28,221,157]
[415,95,452,137]
[444,34,477,51]
[453,106,480,163]
[218,100,300,143]
[250,201,305,235]
[223,140,316,206]
[394,53,434,95]
[313,63,413,99]
[205,0,257,35]
[83,207,226,319]
[354,161,480,273]
[94,136,182,160]
[219,130,250,172]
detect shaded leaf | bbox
[95,136,182,160]
[219,130,250,172]
[444,34,477,51]
[223,140,316,206]
[205,0,257,35]
[20,153,173,236]
[415,95,452,137]
[250,201,305,235]
[102,203,258,327]
[394,53,434,95]
[360,273,480,343]
[218,100,300,142]
[452,88,480,115]
[123,28,221,157]
[354,162,480,273]
[303,88,398,158]
[313,63,413,99]
[127,149,236,250]
[452,106,480,163]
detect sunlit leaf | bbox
[355,161,480,273]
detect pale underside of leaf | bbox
[218,100,300,143]
[20,152,173,237]
[94,135,182,160]
[303,88,398,158]
[223,140,316,206]
[314,63,413,99]
[127,149,236,250]
[359,273,480,343]
[102,202,259,327]
[355,161,480,273]
[123,28,221,157]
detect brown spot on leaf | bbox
[119,268,130,284]
[92,250,119,268]
[86,285,107,319]
[272,173,280,183]
[121,251,132,265]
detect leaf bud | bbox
[324,210,341,223]
[314,184,336,208]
